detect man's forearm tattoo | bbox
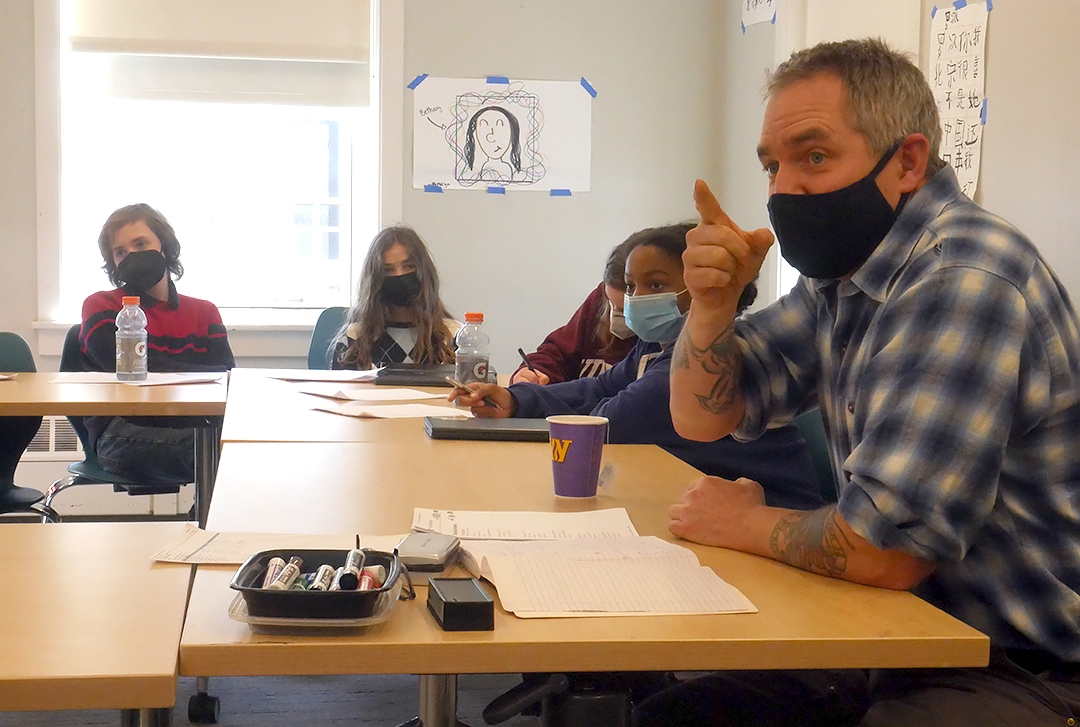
[769,506,854,577]
[675,323,741,415]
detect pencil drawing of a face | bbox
[475,108,512,161]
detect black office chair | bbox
[43,324,190,515]
[793,408,837,504]
[307,306,348,369]
[0,332,60,522]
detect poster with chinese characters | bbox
[929,2,989,197]
[743,0,776,29]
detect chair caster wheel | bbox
[188,692,220,723]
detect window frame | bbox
[34,0,403,350]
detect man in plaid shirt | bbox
[640,39,1080,727]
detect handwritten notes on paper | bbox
[930,2,989,197]
[742,0,775,29]
[412,507,640,540]
[460,536,757,617]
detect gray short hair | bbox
[766,38,945,177]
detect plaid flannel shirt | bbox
[734,166,1080,661]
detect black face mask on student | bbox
[767,142,909,280]
[381,272,423,307]
[116,249,168,294]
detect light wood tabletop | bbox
[0,371,228,525]
[0,522,192,712]
[220,367,459,443]
[0,371,227,417]
[180,439,989,678]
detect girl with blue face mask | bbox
[622,240,692,345]
[449,224,821,513]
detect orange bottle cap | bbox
[464,312,484,323]
[121,296,140,305]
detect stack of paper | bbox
[411,507,757,618]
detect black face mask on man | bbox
[381,271,423,307]
[116,249,168,294]
[767,141,909,280]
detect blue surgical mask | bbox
[623,290,687,343]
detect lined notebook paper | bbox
[460,536,756,617]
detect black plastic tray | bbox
[230,548,400,620]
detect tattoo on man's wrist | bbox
[687,323,740,415]
[769,506,854,577]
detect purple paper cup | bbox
[546,415,608,498]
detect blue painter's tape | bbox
[771,11,776,24]
[407,73,428,90]
[987,0,993,10]
[486,75,510,84]
[550,189,572,197]
[931,5,937,19]
[741,21,746,34]
[981,98,988,124]
[580,77,597,98]
[423,185,443,193]
[953,0,967,9]
[487,186,506,194]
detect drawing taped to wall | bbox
[413,77,592,192]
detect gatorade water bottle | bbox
[115,296,148,381]
[454,312,490,385]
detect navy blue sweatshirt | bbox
[509,338,824,511]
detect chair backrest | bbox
[793,408,837,504]
[0,332,37,373]
[57,324,95,458]
[307,306,348,369]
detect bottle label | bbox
[455,355,489,385]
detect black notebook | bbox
[424,417,550,442]
[374,363,456,387]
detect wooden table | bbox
[0,372,228,525]
[0,522,191,724]
[181,439,989,726]
[220,368,459,443]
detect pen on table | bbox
[445,376,502,410]
[517,348,537,373]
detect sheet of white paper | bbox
[412,507,639,540]
[53,372,224,385]
[929,2,989,197]
[266,368,381,383]
[150,523,407,564]
[298,384,444,402]
[413,76,592,192]
[461,536,756,617]
[0,373,16,380]
[313,402,472,419]
[742,0,775,28]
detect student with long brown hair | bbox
[332,226,459,370]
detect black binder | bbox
[374,363,456,387]
[424,417,550,442]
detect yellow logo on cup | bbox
[551,438,572,463]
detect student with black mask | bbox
[80,203,234,485]
[332,226,460,370]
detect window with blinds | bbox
[57,0,377,318]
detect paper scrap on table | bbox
[0,373,16,380]
[54,372,224,385]
[298,384,444,402]
[151,523,407,564]
[267,368,381,383]
[461,536,757,617]
[412,507,639,540]
[313,402,472,419]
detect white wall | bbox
[0,1,39,357]
[5,1,1079,375]
[397,0,722,376]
